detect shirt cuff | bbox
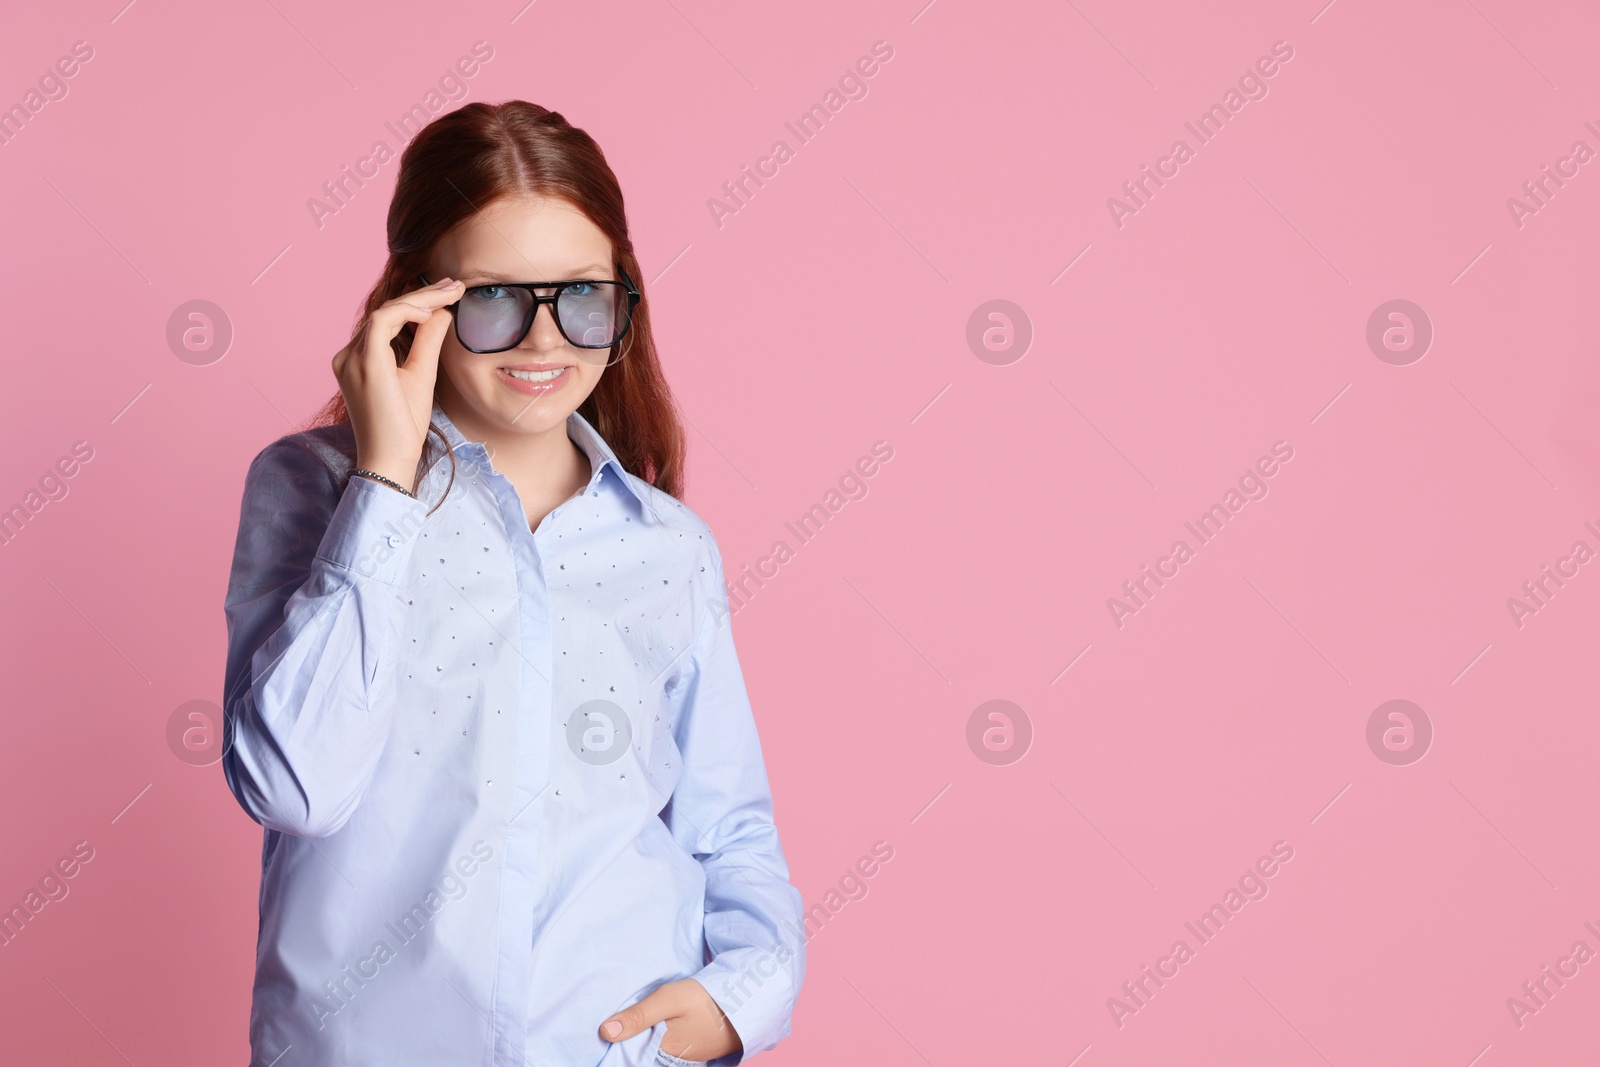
[313,472,428,585]
[691,947,800,1065]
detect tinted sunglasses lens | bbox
[558,283,629,348]
[457,286,533,352]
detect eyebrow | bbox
[461,264,612,282]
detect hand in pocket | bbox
[600,977,741,1063]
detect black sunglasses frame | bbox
[415,268,641,353]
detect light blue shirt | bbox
[221,404,804,1066]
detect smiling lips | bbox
[498,364,572,395]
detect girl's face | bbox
[427,194,617,441]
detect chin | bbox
[490,401,575,434]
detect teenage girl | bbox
[221,100,804,1067]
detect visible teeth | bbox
[505,367,565,382]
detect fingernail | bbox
[436,277,454,286]
[603,1020,622,1039]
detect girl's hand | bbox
[600,977,742,1062]
[331,277,463,488]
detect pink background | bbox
[3,0,1598,1063]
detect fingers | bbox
[599,983,681,1042]
[332,282,462,399]
[402,276,464,308]
[365,279,461,349]
[598,980,740,1060]
[401,305,453,379]
[599,1004,650,1042]
[330,277,466,482]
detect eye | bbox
[563,282,600,297]
[469,285,513,302]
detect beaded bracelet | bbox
[351,468,416,498]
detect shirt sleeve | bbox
[220,434,428,838]
[661,534,806,1064]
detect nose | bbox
[522,298,566,349]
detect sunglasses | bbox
[416,269,640,355]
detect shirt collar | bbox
[428,403,659,522]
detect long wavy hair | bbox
[305,100,685,510]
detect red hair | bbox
[306,100,686,502]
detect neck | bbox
[436,392,592,501]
